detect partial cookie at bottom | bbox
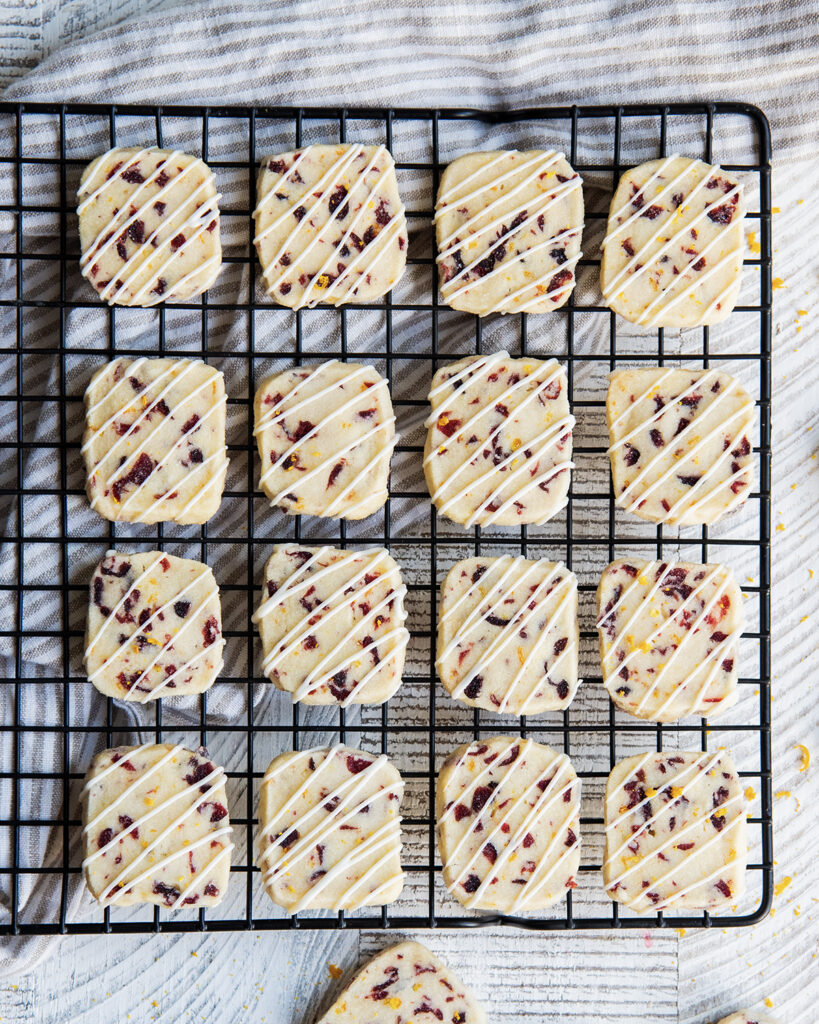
[315,940,486,1024]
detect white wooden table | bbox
[0,4,816,1022]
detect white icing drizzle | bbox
[635,242,743,327]
[78,147,220,304]
[436,150,560,221]
[85,359,228,522]
[445,562,575,706]
[609,371,754,523]
[258,747,403,912]
[604,751,741,909]
[86,558,223,700]
[603,172,741,305]
[436,151,564,256]
[601,155,690,244]
[255,144,406,309]
[441,740,579,910]
[441,226,579,304]
[427,356,572,526]
[255,548,407,705]
[598,560,739,716]
[256,363,395,515]
[83,746,232,908]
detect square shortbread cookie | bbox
[424,352,573,527]
[600,156,744,327]
[253,545,408,706]
[436,736,581,912]
[606,366,755,526]
[254,360,395,519]
[83,356,229,525]
[77,146,222,306]
[596,558,743,722]
[435,149,584,315]
[437,555,580,715]
[604,749,746,913]
[82,743,232,909]
[254,143,407,308]
[85,550,224,702]
[257,745,404,913]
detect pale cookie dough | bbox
[257,745,404,913]
[253,545,408,706]
[255,360,396,519]
[85,550,224,702]
[424,352,573,527]
[315,941,486,1024]
[714,1013,779,1024]
[81,743,232,909]
[597,559,743,722]
[254,144,407,308]
[77,146,222,306]
[436,736,581,912]
[437,556,580,715]
[600,156,745,327]
[604,749,746,913]
[436,149,584,315]
[607,366,755,526]
[83,356,229,525]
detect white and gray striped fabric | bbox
[1,0,816,978]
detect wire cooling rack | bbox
[0,101,771,935]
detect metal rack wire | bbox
[0,101,772,934]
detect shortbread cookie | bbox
[78,146,222,306]
[597,559,743,722]
[714,1012,779,1024]
[604,749,746,913]
[607,366,755,526]
[315,941,487,1024]
[253,545,408,705]
[257,745,404,913]
[601,156,745,326]
[436,736,581,912]
[85,550,224,702]
[254,144,407,308]
[255,361,395,519]
[424,352,573,527]
[83,356,229,525]
[436,149,584,315]
[82,743,232,909]
[437,556,579,715]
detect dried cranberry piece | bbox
[708,203,736,225]
[155,169,170,188]
[101,558,131,578]
[565,828,577,847]
[346,755,372,774]
[279,829,299,849]
[293,206,306,221]
[185,760,215,787]
[550,247,568,265]
[714,879,731,898]
[116,239,128,261]
[181,414,200,434]
[641,205,663,220]
[152,278,166,296]
[713,786,730,808]
[622,238,635,257]
[463,676,482,699]
[461,874,481,894]
[174,600,190,618]
[453,803,470,822]
[303,635,318,650]
[98,827,114,849]
[327,461,345,488]
[203,883,219,897]
[128,220,145,244]
[522,833,535,849]
[649,428,664,447]
[437,416,461,438]
[202,616,219,646]
[152,880,180,905]
[170,233,185,251]
[553,637,568,657]
[548,268,573,295]
[471,785,494,813]
[121,167,145,184]
[677,475,701,486]
[498,745,520,767]
[556,680,569,700]
[624,444,640,466]
[154,201,166,216]
[482,842,497,864]
[710,813,726,832]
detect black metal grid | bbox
[0,101,772,935]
